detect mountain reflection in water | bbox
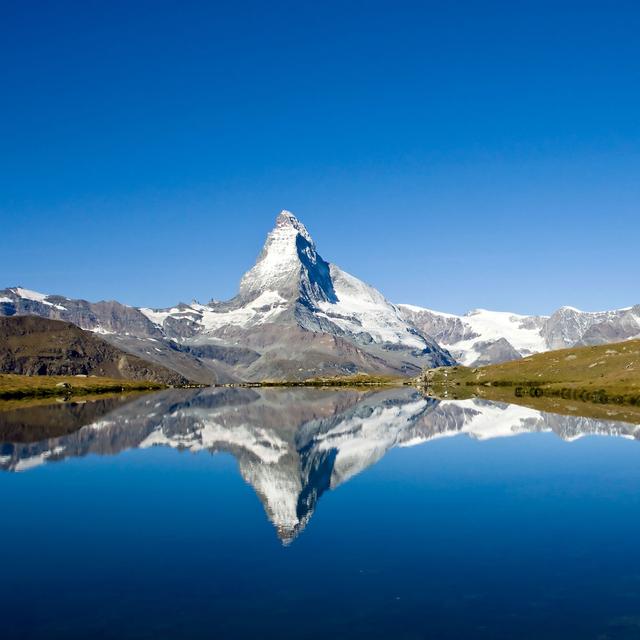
[1,387,638,544]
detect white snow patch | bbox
[399,304,548,364]
[91,326,115,335]
[139,307,181,327]
[198,291,288,333]
[13,287,66,311]
[317,266,425,348]
[398,303,458,318]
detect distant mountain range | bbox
[1,387,637,542]
[399,303,640,366]
[1,210,638,379]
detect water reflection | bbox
[1,387,638,543]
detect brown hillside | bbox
[0,315,190,385]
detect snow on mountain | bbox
[11,287,67,310]
[542,305,640,349]
[238,210,335,305]
[2,287,68,311]
[139,290,289,333]
[398,305,547,365]
[399,303,640,366]
[3,209,640,375]
[315,265,426,349]
[142,211,434,350]
[134,210,454,378]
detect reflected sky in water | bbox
[1,388,640,639]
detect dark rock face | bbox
[0,289,162,338]
[295,232,338,305]
[400,308,480,346]
[0,316,190,385]
[542,306,640,350]
[180,343,261,367]
[400,303,640,366]
[579,305,640,346]
[468,338,523,367]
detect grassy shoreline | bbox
[223,373,407,388]
[417,339,640,423]
[0,372,404,403]
[0,373,173,401]
[7,339,640,426]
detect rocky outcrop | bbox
[0,316,190,385]
[399,303,640,366]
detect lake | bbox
[1,386,640,639]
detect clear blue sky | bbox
[1,1,638,315]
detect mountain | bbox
[0,211,454,381]
[3,209,638,375]
[1,387,637,541]
[0,316,189,385]
[399,304,640,366]
[0,287,217,383]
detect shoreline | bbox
[0,373,205,402]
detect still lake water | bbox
[1,387,640,639]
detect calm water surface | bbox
[1,387,640,639]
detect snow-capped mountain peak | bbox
[6,287,68,311]
[238,209,335,306]
[3,208,639,377]
[1,210,453,382]
[275,209,313,241]
[399,302,640,366]
[135,210,455,379]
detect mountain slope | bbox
[6,209,637,375]
[1,211,454,381]
[399,303,640,366]
[0,316,190,385]
[140,212,450,363]
[419,339,640,411]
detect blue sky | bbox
[1,1,638,315]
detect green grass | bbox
[418,339,640,423]
[230,373,406,388]
[0,373,167,400]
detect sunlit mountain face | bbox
[1,387,638,544]
[0,212,454,383]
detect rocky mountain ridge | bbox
[1,211,453,381]
[0,316,189,385]
[2,210,638,373]
[399,303,640,366]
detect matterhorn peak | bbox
[238,210,332,303]
[274,209,313,243]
